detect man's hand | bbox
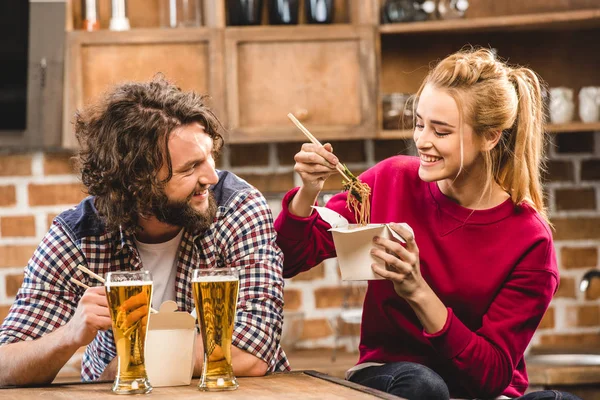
[64,286,112,347]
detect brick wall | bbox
[0,133,599,353]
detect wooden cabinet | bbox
[63,28,224,148]
[377,0,600,139]
[224,25,376,143]
[61,0,600,147]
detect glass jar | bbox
[268,0,299,25]
[305,0,334,24]
[227,0,263,26]
[82,0,100,31]
[436,0,469,20]
[159,0,202,28]
[382,93,414,130]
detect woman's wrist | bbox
[288,186,321,217]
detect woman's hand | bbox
[294,143,339,194]
[370,223,428,299]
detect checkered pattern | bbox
[0,187,289,380]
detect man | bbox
[0,77,289,385]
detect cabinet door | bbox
[63,28,225,148]
[224,26,377,143]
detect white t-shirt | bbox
[134,229,183,310]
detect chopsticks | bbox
[287,113,352,182]
[70,264,158,313]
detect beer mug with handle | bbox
[192,267,240,391]
[105,270,153,394]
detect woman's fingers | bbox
[389,223,418,253]
[371,247,413,274]
[298,143,339,168]
[371,263,405,282]
[373,236,418,266]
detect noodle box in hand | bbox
[145,300,196,387]
[313,206,414,281]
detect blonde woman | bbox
[275,48,580,400]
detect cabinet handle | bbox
[40,58,47,89]
[293,108,309,122]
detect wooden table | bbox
[0,371,401,399]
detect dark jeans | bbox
[348,362,583,400]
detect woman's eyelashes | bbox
[415,123,451,137]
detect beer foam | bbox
[105,280,153,287]
[192,275,238,283]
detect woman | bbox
[275,48,579,399]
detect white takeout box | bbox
[145,300,196,387]
[313,206,414,281]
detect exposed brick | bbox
[336,317,362,337]
[277,142,304,166]
[5,274,24,297]
[291,263,325,282]
[299,318,333,340]
[374,139,413,162]
[581,159,600,181]
[552,217,600,240]
[284,289,302,311]
[538,307,554,330]
[314,286,366,309]
[554,132,594,154]
[28,183,87,206]
[545,160,574,182]
[554,276,576,299]
[565,305,600,327]
[229,144,269,167]
[561,247,598,269]
[0,185,17,207]
[554,188,596,211]
[0,305,11,323]
[236,172,294,194]
[0,245,37,268]
[0,154,32,176]
[47,213,59,230]
[540,333,600,348]
[585,278,600,301]
[43,152,77,175]
[0,216,36,237]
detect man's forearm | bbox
[193,338,268,378]
[0,326,81,386]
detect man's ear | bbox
[482,130,503,152]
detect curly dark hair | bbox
[74,76,224,233]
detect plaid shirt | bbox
[0,171,289,380]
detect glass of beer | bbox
[192,267,240,391]
[105,270,153,394]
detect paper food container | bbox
[145,300,196,387]
[313,206,414,281]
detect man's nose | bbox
[198,163,219,186]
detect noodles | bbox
[341,164,371,226]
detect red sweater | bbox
[275,156,558,398]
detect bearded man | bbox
[0,77,289,386]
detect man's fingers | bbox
[120,292,149,311]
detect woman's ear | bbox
[482,130,503,152]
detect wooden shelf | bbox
[378,129,413,139]
[378,122,600,140]
[379,9,600,35]
[546,121,600,133]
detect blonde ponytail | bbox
[500,69,548,223]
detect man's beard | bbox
[151,189,217,233]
